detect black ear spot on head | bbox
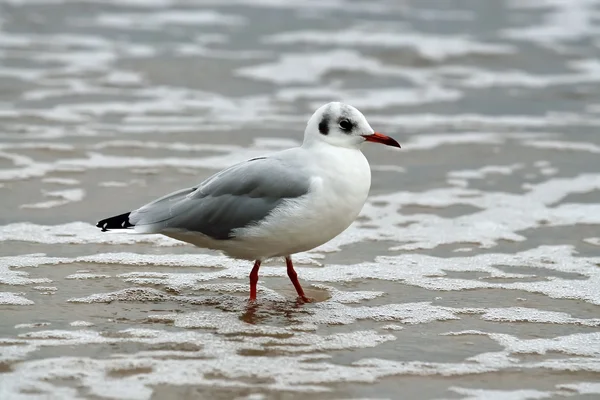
[318,116,329,135]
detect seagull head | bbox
[303,102,401,150]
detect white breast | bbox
[231,145,371,259]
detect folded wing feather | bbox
[128,156,310,240]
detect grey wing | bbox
[129,156,310,240]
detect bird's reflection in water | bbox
[239,298,312,326]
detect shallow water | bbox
[1,0,600,399]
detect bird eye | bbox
[339,119,352,131]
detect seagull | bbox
[97,102,400,302]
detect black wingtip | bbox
[97,212,134,232]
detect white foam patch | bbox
[68,287,179,304]
[309,284,385,303]
[502,0,599,45]
[65,273,111,280]
[0,252,322,295]
[446,387,553,400]
[76,252,231,267]
[0,222,182,246]
[94,10,245,29]
[236,50,409,84]
[277,85,462,109]
[265,29,514,61]
[584,237,600,246]
[102,70,144,86]
[291,302,463,326]
[371,165,406,173]
[166,311,289,335]
[381,324,404,331]
[98,180,127,187]
[286,246,600,305]
[56,152,267,172]
[442,61,600,89]
[15,322,51,329]
[448,164,524,180]
[41,177,80,185]
[47,137,299,175]
[189,282,287,301]
[0,151,54,181]
[259,330,396,354]
[70,321,95,327]
[402,132,544,150]
[556,382,600,395]
[537,166,558,176]
[373,113,600,130]
[0,142,75,152]
[0,257,53,286]
[32,286,57,292]
[21,188,85,209]
[0,292,34,305]
[522,139,600,154]
[453,247,473,253]
[448,330,600,359]
[371,246,600,305]
[479,307,600,327]
[91,139,241,153]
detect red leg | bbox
[285,256,311,303]
[249,260,261,301]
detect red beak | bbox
[362,132,401,148]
